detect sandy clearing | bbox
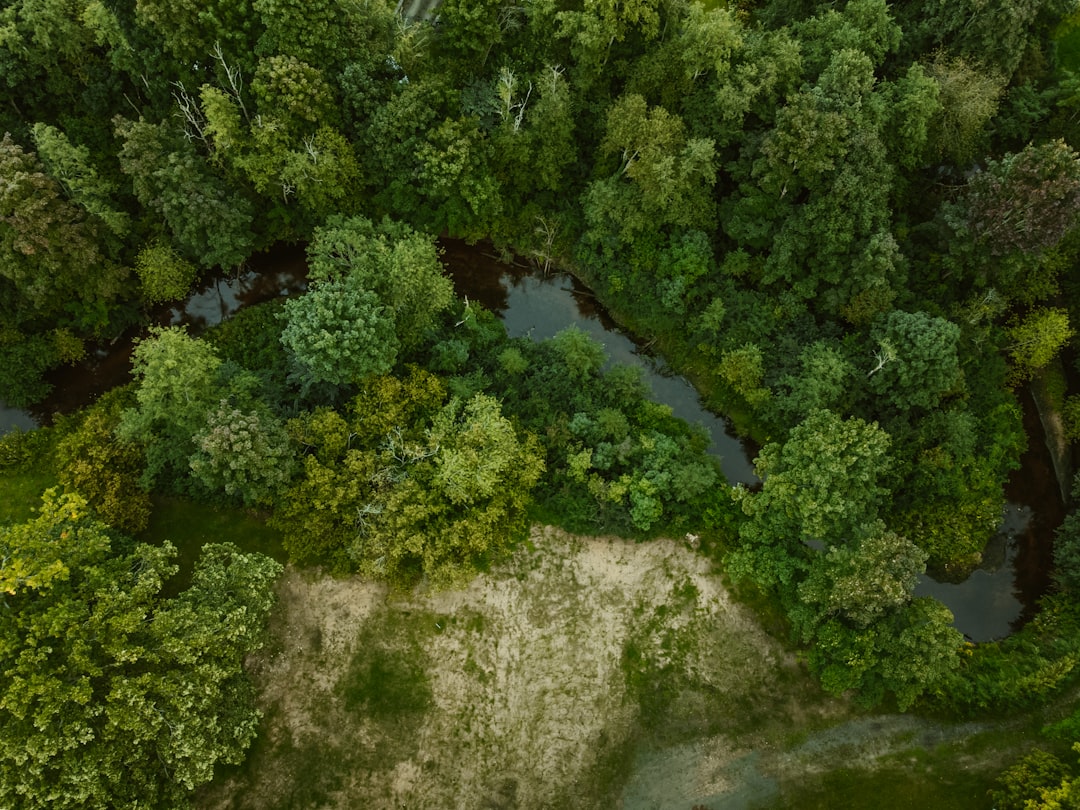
[198,526,837,810]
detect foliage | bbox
[55,391,151,534]
[991,748,1073,810]
[0,331,60,407]
[735,409,892,558]
[117,326,224,489]
[931,595,1080,716]
[0,490,281,809]
[1006,308,1073,385]
[189,400,296,506]
[0,0,1077,728]
[0,133,124,325]
[360,392,545,587]
[867,310,963,412]
[923,54,1004,165]
[279,277,398,388]
[273,369,543,586]
[961,140,1080,259]
[115,117,257,269]
[134,240,200,303]
[796,524,927,631]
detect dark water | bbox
[915,387,1063,642]
[0,246,309,427]
[441,241,759,485]
[0,241,1061,640]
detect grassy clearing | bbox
[0,468,59,525]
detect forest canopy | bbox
[5,0,1080,804]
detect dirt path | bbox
[197,527,996,810]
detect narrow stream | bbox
[0,241,1061,641]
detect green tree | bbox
[880,62,942,170]
[29,122,130,239]
[809,596,961,709]
[279,278,398,388]
[254,0,395,71]
[730,409,893,589]
[549,325,607,380]
[0,490,281,809]
[867,310,963,411]
[796,523,927,631]
[306,215,455,350]
[991,748,1075,810]
[114,116,256,269]
[117,326,224,487]
[923,54,1004,165]
[770,339,857,424]
[189,400,296,505]
[359,392,545,587]
[589,93,716,238]
[719,343,770,408]
[133,0,259,68]
[133,239,200,303]
[56,393,152,534]
[0,133,123,323]
[957,140,1080,264]
[1006,307,1073,384]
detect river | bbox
[0,241,1061,641]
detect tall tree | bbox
[866,309,963,412]
[730,408,893,589]
[0,133,123,325]
[0,490,281,809]
[114,116,257,269]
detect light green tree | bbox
[307,215,455,350]
[30,122,130,238]
[360,392,545,587]
[0,490,281,809]
[1006,308,1073,385]
[189,400,296,505]
[796,523,927,632]
[117,326,224,486]
[134,239,200,303]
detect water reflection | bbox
[168,245,308,334]
[914,505,1030,643]
[443,241,759,485]
[0,240,1061,642]
[0,404,36,435]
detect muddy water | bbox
[0,241,1062,640]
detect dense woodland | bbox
[5,0,1080,806]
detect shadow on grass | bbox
[139,495,286,594]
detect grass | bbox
[0,426,61,526]
[138,495,287,593]
[775,764,992,810]
[339,643,432,718]
[0,467,59,525]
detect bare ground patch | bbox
[196,527,847,810]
